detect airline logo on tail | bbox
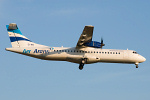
[6,23,48,48]
[6,23,32,48]
[6,23,31,42]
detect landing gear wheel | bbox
[79,63,84,70]
[79,65,83,70]
[136,65,138,68]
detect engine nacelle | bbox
[84,41,101,48]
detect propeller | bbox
[100,38,105,48]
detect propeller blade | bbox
[100,38,105,48]
[101,38,103,44]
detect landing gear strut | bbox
[135,63,139,68]
[136,65,138,68]
[79,63,84,70]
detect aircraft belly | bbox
[66,55,83,64]
[99,58,135,64]
[46,54,67,61]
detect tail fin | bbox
[6,23,47,48]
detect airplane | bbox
[5,23,146,70]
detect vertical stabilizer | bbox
[6,23,48,48]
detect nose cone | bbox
[140,56,146,63]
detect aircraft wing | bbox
[76,25,94,48]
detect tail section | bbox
[6,23,47,48]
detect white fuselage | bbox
[6,47,146,65]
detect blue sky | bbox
[0,0,150,100]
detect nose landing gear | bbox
[135,63,139,68]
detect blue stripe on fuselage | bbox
[9,37,31,42]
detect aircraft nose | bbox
[140,56,146,62]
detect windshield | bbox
[133,51,138,54]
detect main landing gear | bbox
[79,58,87,70]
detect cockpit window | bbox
[133,51,138,54]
